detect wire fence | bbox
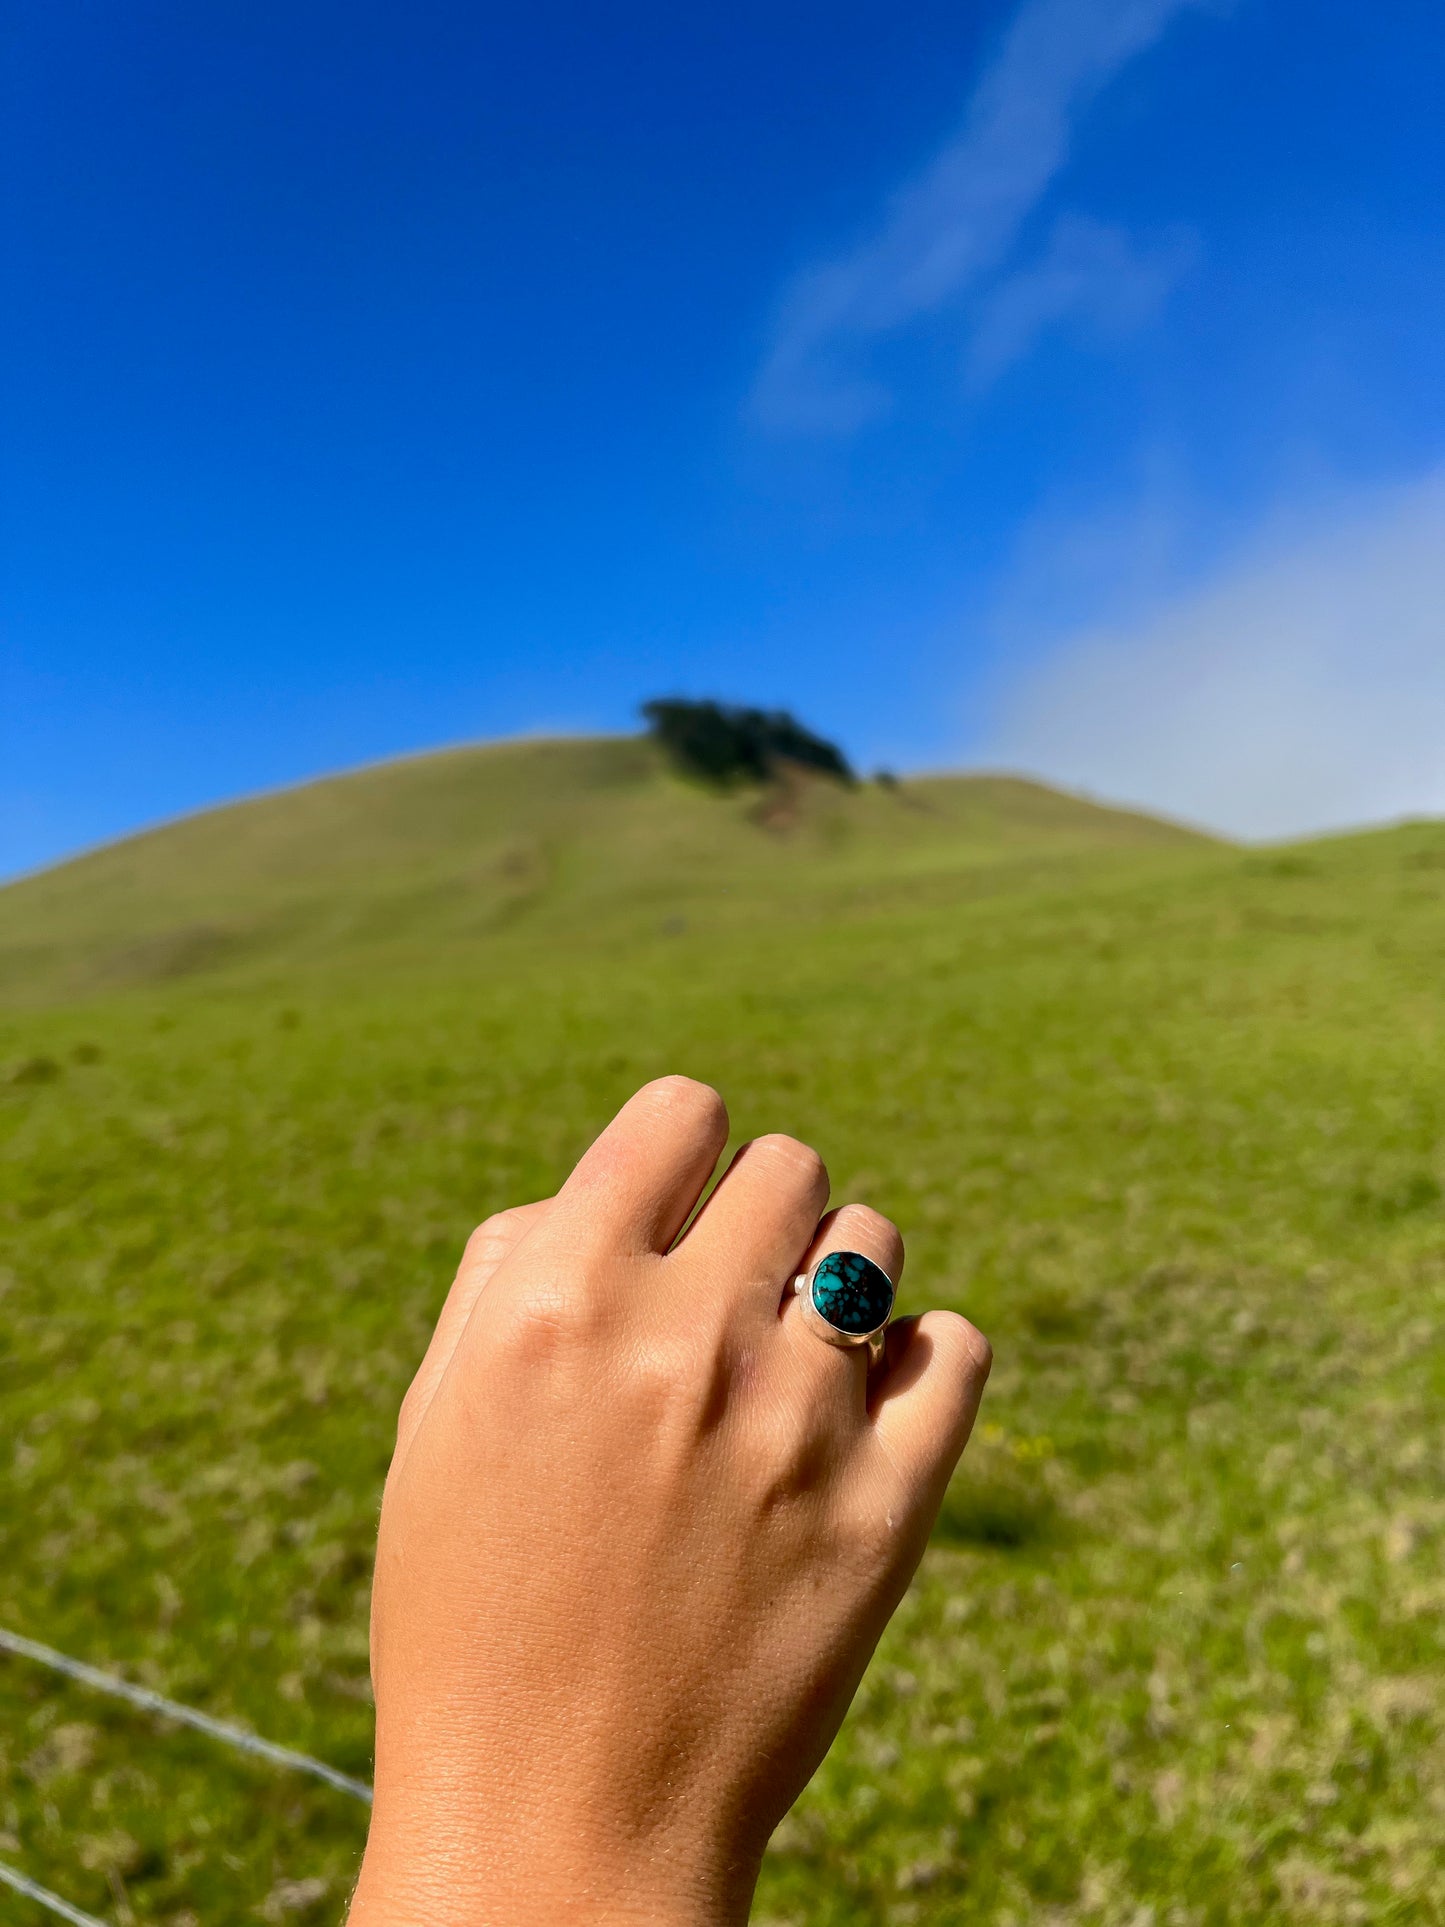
[0,1854,109,1927]
[0,1626,372,1803]
[0,1622,373,1923]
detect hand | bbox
[348,1077,991,1926]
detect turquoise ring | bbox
[793,1250,895,1365]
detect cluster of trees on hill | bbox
[642,698,855,787]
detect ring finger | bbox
[781,1203,904,1413]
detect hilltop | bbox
[0,734,1206,1005]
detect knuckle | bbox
[460,1205,525,1265]
[834,1202,898,1251]
[834,1489,903,1568]
[394,1381,423,1440]
[915,1307,981,1362]
[621,1332,694,1407]
[752,1133,829,1194]
[636,1075,728,1134]
[460,1221,493,1266]
[492,1282,599,1361]
[938,1311,992,1379]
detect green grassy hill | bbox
[1,739,1442,1927]
[0,735,1202,1004]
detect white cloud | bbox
[752,0,1212,432]
[982,471,1445,839]
[966,214,1195,389]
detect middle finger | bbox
[673,1132,830,1318]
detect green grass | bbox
[0,738,1441,1926]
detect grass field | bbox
[1,737,1442,1926]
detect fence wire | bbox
[0,1625,372,1804]
[0,1855,110,1927]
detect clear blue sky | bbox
[5,0,1444,871]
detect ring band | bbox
[792,1250,895,1366]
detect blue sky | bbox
[4,0,1444,873]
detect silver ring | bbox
[792,1249,895,1366]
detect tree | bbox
[641,699,855,787]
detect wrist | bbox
[348,1805,757,1927]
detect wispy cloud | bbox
[982,471,1445,839]
[966,214,1195,389]
[752,0,1212,432]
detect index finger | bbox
[546,1075,731,1257]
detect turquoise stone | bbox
[811,1249,894,1336]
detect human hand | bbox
[348,1077,991,1925]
